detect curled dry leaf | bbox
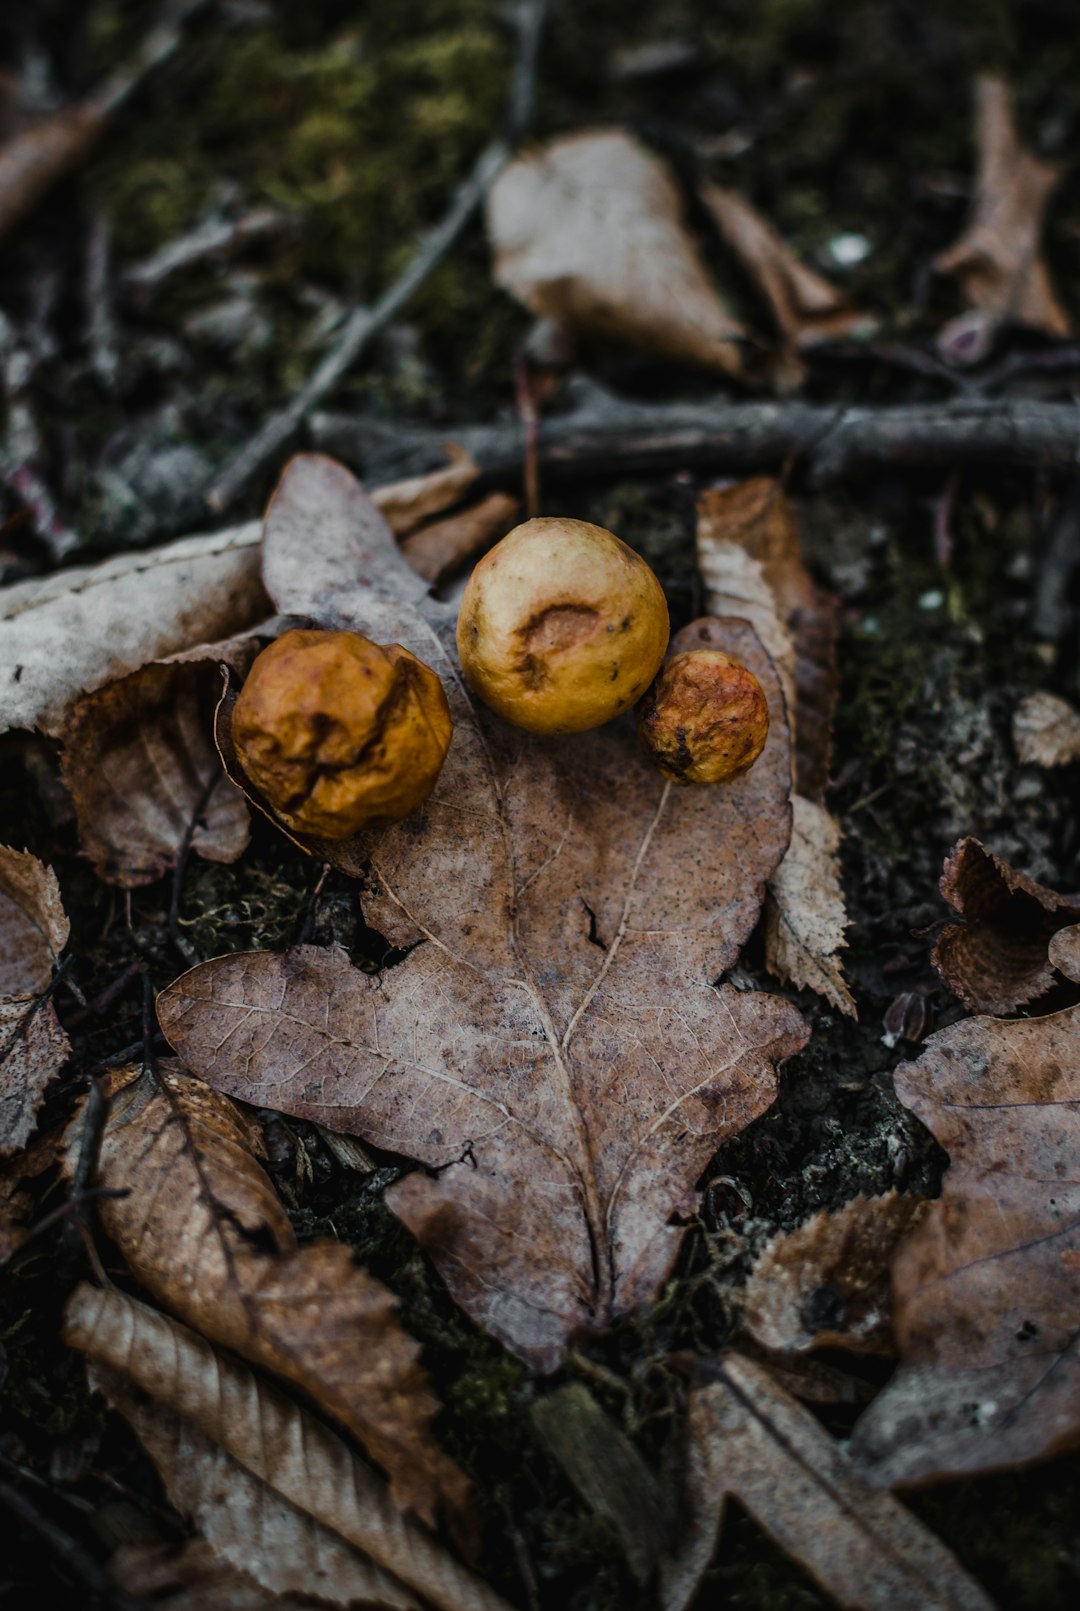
[161,454,807,1369]
[764,795,854,1017]
[696,511,796,722]
[65,1062,469,1529]
[400,491,521,586]
[94,1366,420,1610]
[60,633,263,887]
[1048,923,1080,983]
[699,183,873,357]
[932,837,1080,1015]
[64,1284,513,1611]
[372,443,481,538]
[935,74,1071,363]
[486,130,745,379]
[0,521,264,737]
[0,846,70,1155]
[744,1190,929,1356]
[849,1000,1080,1486]
[660,1353,994,1611]
[1013,691,1080,768]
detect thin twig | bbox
[167,771,219,965]
[206,0,549,511]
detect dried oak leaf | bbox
[60,632,263,887]
[932,837,1080,1014]
[848,993,1080,1486]
[699,184,874,358]
[160,454,807,1370]
[0,521,265,737]
[95,1369,420,1610]
[697,485,852,1015]
[1013,691,1080,768]
[660,1353,994,1611]
[744,1191,930,1356]
[486,130,746,379]
[935,74,1072,363]
[0,845,70,1154]
[64,1284,511,1611]
[65,1061,469,1530]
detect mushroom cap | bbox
[637,647,769,784]
[232,628,453,838]
[456,517,669,734]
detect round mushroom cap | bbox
[637,647,769,784]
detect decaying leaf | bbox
[486,130,746,379]
[744,1191,929,1356]
[160,454,807,1370]
[64,1284,513,1611]
[697,479,838,800]
[1013,691,1080,768]
[0,1119,62,1260]
[660,1353,994,1611]
[532,1384,678,1583]
[372,443,482,538]
[848,999,1080,1486]
[935,74,1071,362]
[400,492,521,585]
[0,521,264,737]
[110,1538,361,1611]
[60,633,262,887]
[65,1061,468,1528]
[695,512,796,722]
[0,845,70,1154]
[932,837,1080,1014]
[94,1366,420,1609]
[764,795,855,1017]
[699,183,873,356]
[0,844,69,994]
[1049,923,1080,983]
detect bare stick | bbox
[206,0,549,512]
[313,382,1080,490]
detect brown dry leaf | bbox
[1049,923,1080,983]
[697,479,839,799]
[0,1122,62,1260]
[64,1283,513,1611]
[94,1367,420,1610]
[0,521,264,737]
[486,130,745,379]
[744,1191,930,1356]
[0,844,69,994]
[848,998,1080,1486]
[660,1353,994,1611]
[699,183,873,356]
[159,453,807,1370]
[0,846,70,1154]
[400,492,521,585]
[697,482,851,1015]
[65,1060,468,1529]
[932,837,1080,1014]
[372,443,482,538]
[1013,691,1080,768]
[59,633,263,888]
[935,74,1071,362]
[110,1539,356,1611]
[0,104,104,241]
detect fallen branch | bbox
[206,0,549,511]
[312,380,1080,489]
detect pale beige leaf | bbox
[935,74,1071,360]
[160,454,807,1371]
[64,1285,513,1611]
[0,844,69,994]
[372,443,481,538]
[0,996,70,1155]
[744,1191,929,1355]
[1049,923,1080,983]
[65,1062,469,1528]
[695,528,796,725]
[486,130,745,378]
[849,1003,1080,1486]
[699,183,874,352]
[60,633,261,887]
[400,492,520,585]
[1013,691,1080,768]
[0,520,264,737]
[765,794,855,1017]
[110,1539,341,1611]
[93,1364,420,1610]
[660,1354,994,1611]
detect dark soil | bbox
[2,2,1080,1608]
